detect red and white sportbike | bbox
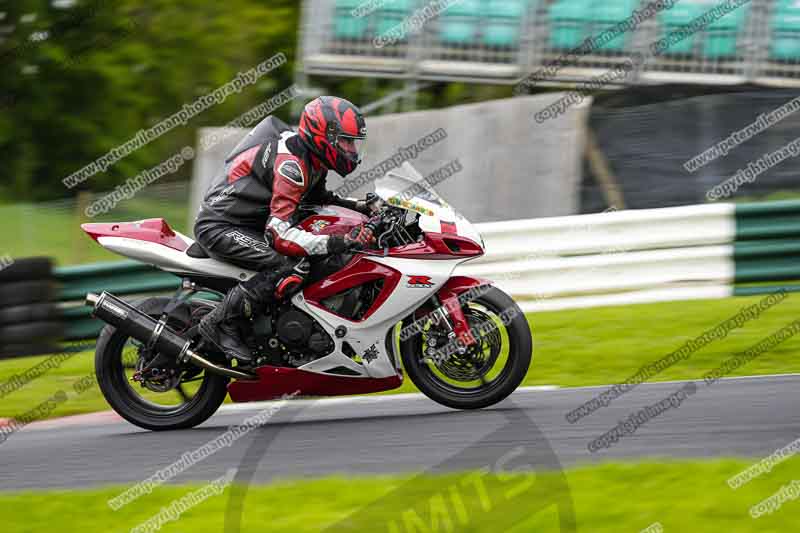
[83,163,532,430]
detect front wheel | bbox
[400,286,532,410]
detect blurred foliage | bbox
[0,0,510,203]
[0,0,299,201]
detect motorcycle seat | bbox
[186,241,211,259]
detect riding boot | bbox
[199,271,279,363]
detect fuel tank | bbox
[297,205,367,236]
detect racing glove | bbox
[354,193,383,216]
[327,224,376,254]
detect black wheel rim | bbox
[107,314,214,417]
[408,296,518,399]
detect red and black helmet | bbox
[298,96,367,177]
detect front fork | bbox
[430,292,477,353]
[416,280,493,361]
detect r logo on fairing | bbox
[407,275,434,288]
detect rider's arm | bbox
[265,156,332,257]
[305,176,361,212]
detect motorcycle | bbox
[82,163,532,431]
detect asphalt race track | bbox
[1,375,798,492]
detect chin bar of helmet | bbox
[85,292,257,381]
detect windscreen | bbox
[374,162,453,218]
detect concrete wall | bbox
[189,94,589,233]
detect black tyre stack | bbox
[0,258,63,358]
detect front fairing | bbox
[374,163,484,249]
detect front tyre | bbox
[95,297,229,431]
[400,286,532,410]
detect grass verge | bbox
[1,459,797,532]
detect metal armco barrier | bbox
[0,257,63,358]
[51,199,800,340]
[459,200,800,312]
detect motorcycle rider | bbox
[194,96,378,364]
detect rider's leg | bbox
[194,222,294,363]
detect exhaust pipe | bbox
[86,292,257,381]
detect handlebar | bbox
[361,205,416,251]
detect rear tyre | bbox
[400,286,532,410]
[95,297,229,431]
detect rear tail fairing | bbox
[81,219,256,281]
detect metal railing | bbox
[300,0,800,87]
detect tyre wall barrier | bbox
[0,257,62,358]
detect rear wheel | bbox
[95,297,229,431]
[400,286,532,410]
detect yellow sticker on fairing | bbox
[388,197,435,217]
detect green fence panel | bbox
[56,261,180,339]
[733,238,800,258]
[56,262,225,340]
[55,260,148,280]
[734,203,800,283]
[483,0,527,47]
[771,1,800,60]
[703,1,750,59]
[735,255,800,283]
[735,201,800,241]
[591,0,639,52]
[548,0,592,50]
[438,0,482,45]
[55,261,180,301]
[733,283,800,297]
[60,305,103,340]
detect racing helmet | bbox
[298,96,367,177]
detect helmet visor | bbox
[337,134,367,163]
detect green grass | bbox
[0,195,189,266]
[523,291,800,388]
[2,459,798,532]
[1,293,799,420]
[0,344,104,420]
